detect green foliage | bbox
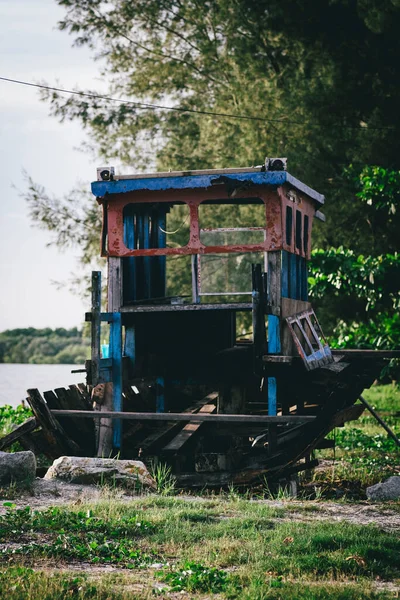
[0,327,89,364]
[0,568,113,600]
[0,505,153,539]
[356,166,400,214]
[334,427,399,470]
[150,462,177,496]
[309,248,400,313]
[161,561,229,593]
[0,404,33,437]
[315,384,400,492]
[309,248,400,355]
[0,505,154,565]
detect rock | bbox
[0,451,36,486]
[367,476,400,501]
[44,456,156,490]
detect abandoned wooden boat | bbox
[2,158,398,487]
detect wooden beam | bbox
[0,417,37,451]
[136,392,218,454]
[163,403,216,453]
[50,410,315,424]
[27,389,81,456]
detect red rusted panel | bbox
[100,184,319,258]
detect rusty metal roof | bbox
[91,167,325,205]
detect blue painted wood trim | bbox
[143,213,151,298]
[157,211,167,296]
[123,206,136,303]
[268,377,277,416]
[281,250,289,298]
[156,376,165,413]
[110,311,123,449]
[124,326,135,373]
[92,171,325,205]
[290,253,297,300]
[296,255,302,300]
[300,257,308,301]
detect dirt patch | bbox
[1,479,400,533]
[0,478,137,513]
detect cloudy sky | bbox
[0,0,107,331]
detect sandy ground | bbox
[1,478,399,533]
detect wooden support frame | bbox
[50,410,315,424]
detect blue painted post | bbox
[156,376,165,413]
[267,377,277,416]
[268,315,281,416]
[110,311,123,449]
[266,251,282,417]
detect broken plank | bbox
[163,403,216,453]
[0,417,37,451]
[27,388,81,456]
[138,392,218,454]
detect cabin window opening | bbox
[285,206,293,246]
[123,203,190,250]
[199,199,265,245]
[295,209,302,251]
[198,251,265,299]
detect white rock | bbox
[366,475,400,501]
[0,451,36,486]
[44,456,156,490]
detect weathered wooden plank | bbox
[27,388,81,456]
[120,303,252,313]
[77,383,91,401]
[50,410,315,424]
[68,385,93,410]
[332,349,400,358]
[136,392,218,454]
[44,386,94,449]
[91,271,102,385]
[0,417,37,451]
[96,258,122,457]
[163,403,216,453]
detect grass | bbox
[311,383,400,497]
[0,385,399,597]
[0,496,399,598]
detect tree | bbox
[30,1,400,251]
[24,1,400,349]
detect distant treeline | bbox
[0,327,90,365]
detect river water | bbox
[0,364,86,408]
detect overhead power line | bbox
[0,75,397,132]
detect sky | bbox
[0,0,107,331]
